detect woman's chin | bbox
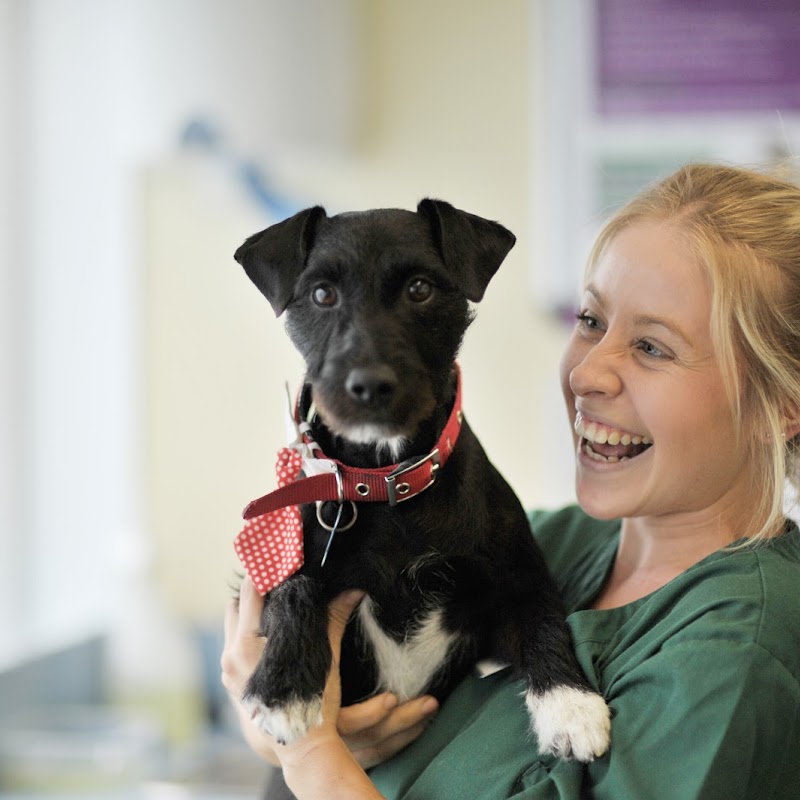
[574,481,633,521]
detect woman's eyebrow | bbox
[585,284,693,346]
[631,314,692,346]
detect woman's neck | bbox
[591,511,746,610]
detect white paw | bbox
[242,695,323,744]
[525,686,611,762]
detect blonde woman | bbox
[222,163,800,799]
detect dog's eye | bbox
[407,278,433,303]
[311,284,338,307]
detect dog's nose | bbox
[345,366,398,405]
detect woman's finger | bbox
[327,590,365,648]
[337,693,399,737]
[342,695,439,747]
[220,578,266,698]
[237,576,265,635]
[337,690,439,768]
[318,590,365,723]
[342,694,439,750]
[223,595,239,645]
[352,719,434,769]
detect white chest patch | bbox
[357,595,461,701]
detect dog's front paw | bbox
[242,693,324,745]
[525,686,611,762]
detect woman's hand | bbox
[221,577,439,769]
[337,684,439,769]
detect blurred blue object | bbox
[181,118,301,221]
[0,637,105,718]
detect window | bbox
[531,0,800,315]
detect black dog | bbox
[232,200,610,761]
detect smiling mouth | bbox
[574,412,653,464]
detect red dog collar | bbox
[242,364,463,519]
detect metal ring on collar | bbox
[333,465,345,504]
[316,500,358,532]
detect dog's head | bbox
[234,200,515,447]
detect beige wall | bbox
[144,0,577,621]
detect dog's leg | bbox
[494,598,611,762]
[241,574,331,744]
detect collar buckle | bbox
[385,449,441,506]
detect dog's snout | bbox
[345,366,398,406]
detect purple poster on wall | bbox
[597,0,800,115]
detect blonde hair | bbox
[588,162,800,543]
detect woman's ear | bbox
[782,405,800,441]
[785,421,800,441]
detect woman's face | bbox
[560,219,756,527]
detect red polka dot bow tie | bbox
[234,447,306,594]
[234,364,464,596]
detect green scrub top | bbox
[369,506,800,800]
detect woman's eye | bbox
[407,278,433,303]
[638,340,668,359]
[311,284,338,307]
[575,311,601,330]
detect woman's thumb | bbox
[328,590,365,639]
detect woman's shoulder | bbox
[640,522,800,681]
[722,523,800,671]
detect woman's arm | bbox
[221,578,438,795]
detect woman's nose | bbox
[569,341,623,399]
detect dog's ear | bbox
[416,199,516,302]
[234,206,328,316]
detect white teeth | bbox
[583,444,630,464]
[574,413,651,448]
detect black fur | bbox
[233,200,607,756]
